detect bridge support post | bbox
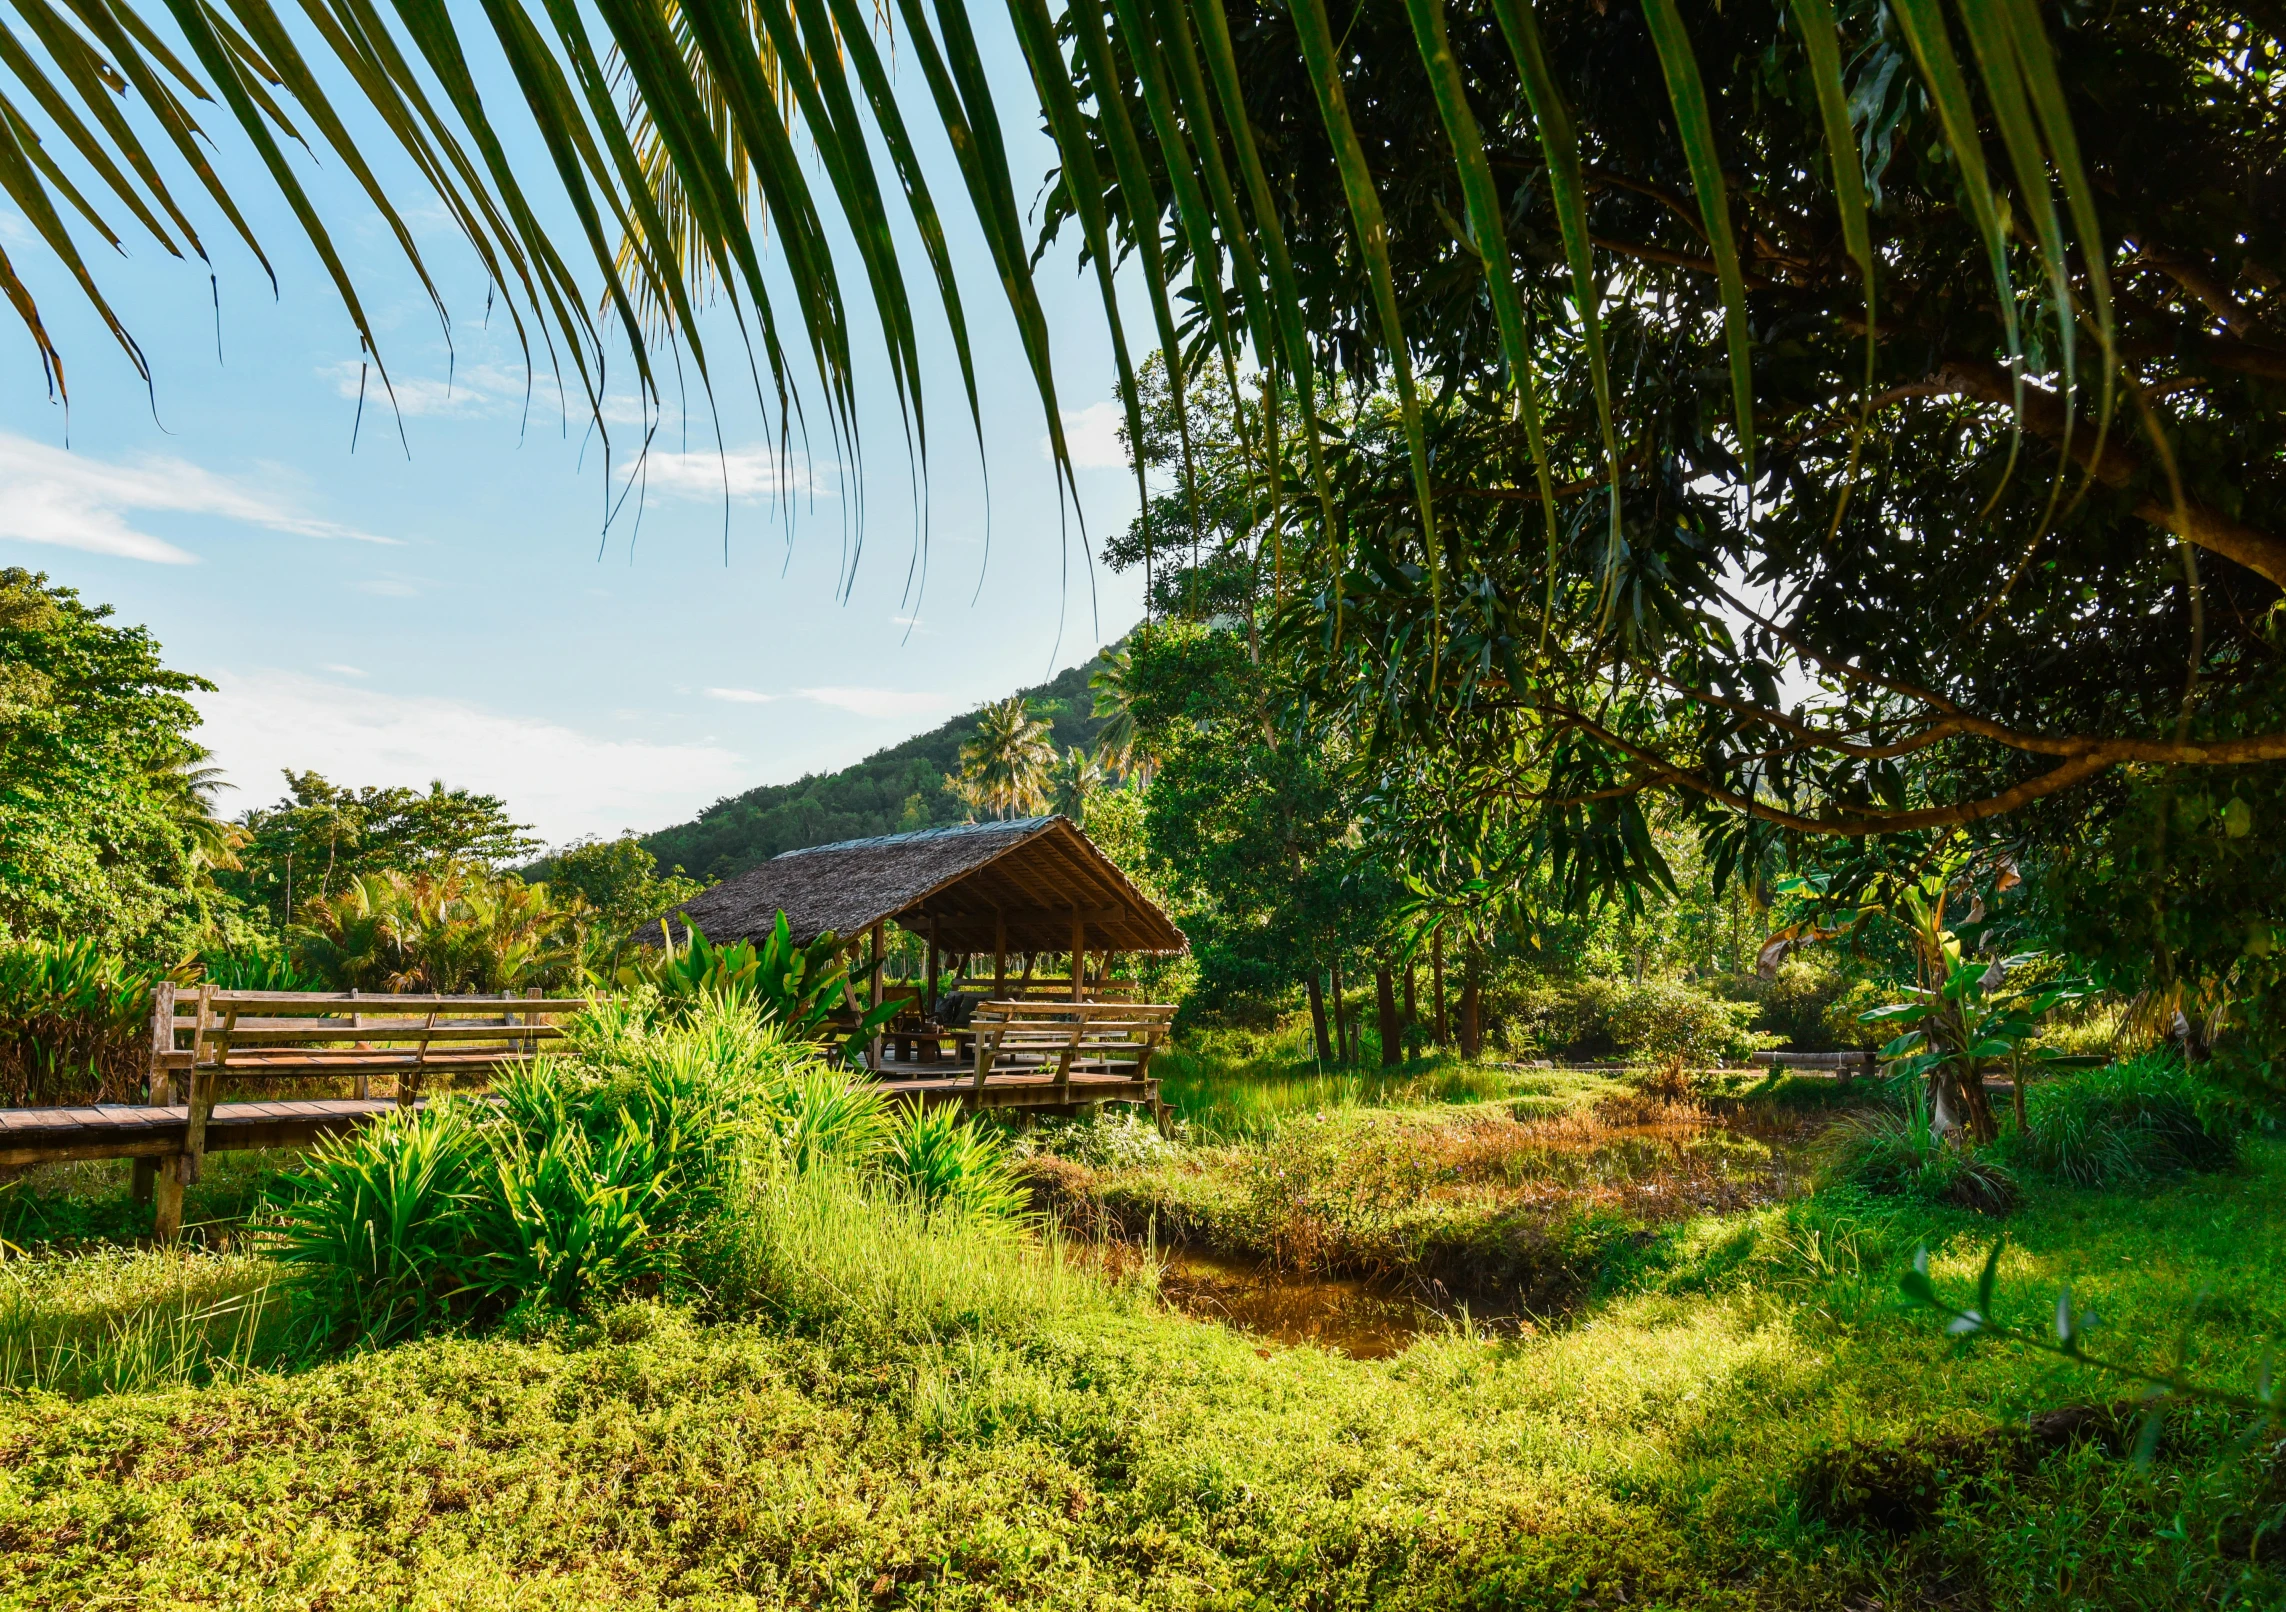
[152,1157,184,1242]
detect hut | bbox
[653,816,1185,1098]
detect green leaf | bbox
[1286,0,1441,649]
[1888,0,2026,503]
[1487,0,1620,574]
[1396,0,1560,636]
[1975,1235,2005,1321]
[1640,0,1754,475]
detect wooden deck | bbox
[865,1035,1162,1113]
[0,1098,401,1170]
[872,1067,1159,1111]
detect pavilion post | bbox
[1071,905,1085,1002]
[994,911,1007,999]
[925,913,941,1064]
[868,920,886,1071]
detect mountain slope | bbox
[641,649,1116,881]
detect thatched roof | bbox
[650,816,1185,955]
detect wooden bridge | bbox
[4,985,587,1239]
[4,977,1178,1240]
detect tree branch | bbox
[1929,357,2286,590]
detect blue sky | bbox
[0,10,1149,847]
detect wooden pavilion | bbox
[654,815,1186,1111]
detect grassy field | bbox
[0,1053,2280,1608]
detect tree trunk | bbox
[1330,954,1350,1065]
[1376,963,1401,1067]
[1402,959,1417,1028]
[1958,1062,2000,1145]
[1463,937,1481,1060]
[1306,973,1333,1064]
[1431,932,1448,1047]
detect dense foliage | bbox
[222,772,544,929]
[0,570,219,956]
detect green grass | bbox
[0,1148,308,1250]
[1154,1027,1640,1141]
[1,1037,2281,1606]
[1,1150,2283,1605]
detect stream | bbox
[1152,1248,1517,1360]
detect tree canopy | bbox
[0,569,217,955]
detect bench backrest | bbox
[157,986,589,1074]
[967,1000,1176,1084]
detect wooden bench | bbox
[968,1000,1176,1093]
[136,984,587,1239]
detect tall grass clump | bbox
[700,1163,1134,1345]
[0,1246,293,1395]
[1818,1087,2018,1212]
[2013,1054,2244,1187]
[263,995,1039,1344]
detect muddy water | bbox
[1153,1249,1507,1360]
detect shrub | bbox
[0,935,162,1106]
[197,943,321,992]
[264,1102,490,1344]
[1018,1107,1186,1169]
[765,1065,890,1173]
[2012,1055,2243,1188]
[879,1103,1029,1222]
[266,998,1028,1340]
[1501,977,1762,1065]
[462,1111,688,1317]
[1818,1093,2017,1213]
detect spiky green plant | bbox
[620,915,901,1048]
[0,936,163,1106]
[767,1066,891,1174]
[879,1102,1029,1222]
[263,1102,490,1345]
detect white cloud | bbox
[704,687,776,704]
[358,578,420,598]
[0,429,395,564]
[1040,400,1128,471]
[798,686,957,720]
[322,360,532,419]
[194,670,750,843]
[323,664,368,677]
[618,446,825,502]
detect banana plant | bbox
[619,914,903,1052]
[1862,887,2086,1145]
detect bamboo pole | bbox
[1071,905,1086,1003]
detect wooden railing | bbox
[151,984,587,1103]
[967,1000,1176,1091]
[138,985,588,1239]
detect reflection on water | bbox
[1154,1248,1508,1360]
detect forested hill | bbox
[639,649,1117,883]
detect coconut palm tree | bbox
[1048,745,1107,824]
[1088,645,1151,787]
[958,697,1055,819]
[148,743,244,878]
[2,0,2118,525]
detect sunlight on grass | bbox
[0,1245,290,1396]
